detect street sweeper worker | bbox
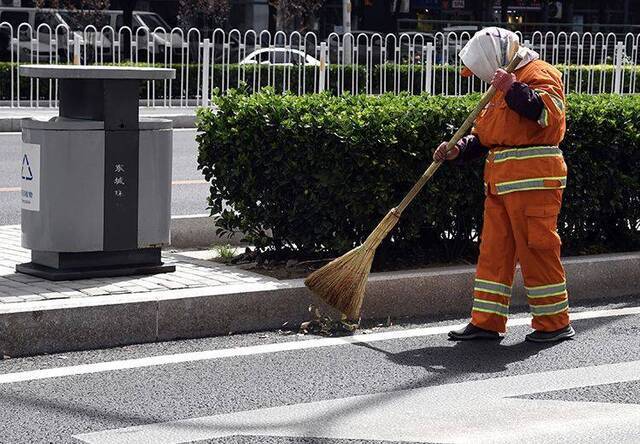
[433,27,574,343]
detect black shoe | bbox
[448,323,501,341]
[525,325,575,343]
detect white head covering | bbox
[458,27,539,83]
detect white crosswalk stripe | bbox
[75,360,640,443]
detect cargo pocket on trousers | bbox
[525,206,561,250]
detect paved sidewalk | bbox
[0,225,274,304]
[0,107,198,131]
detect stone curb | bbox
[0,252,638,357]
[170,214,245,249]
[0,113,196,132]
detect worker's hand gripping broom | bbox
[304,48,525,321]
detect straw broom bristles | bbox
[304,208,400,320]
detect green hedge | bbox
[196,91,640,263]
[2,62,638,100]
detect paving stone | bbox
[100,285,132,294]
[207,274,245,284]
[20,295,46,302]
[177,277,216,286]
[126,286,154,293]
[160,275,201,286]
[0,280,27,289]
[133,283,166,292]
[153,280,186,289]
[61,291,91,298]
[133,280,166,291]
[0,296,23,303]
[36,283,72,292]
[80,288,111,296]
[13,286,52,295]
[0,285,19,293]
[5,274,43,284]
[41,292,71,300]
[62,280,93,289]
[115,281,143,288]
[175,268,210,277]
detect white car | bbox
[239,48,320,67]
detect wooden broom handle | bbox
[394,51,524,216]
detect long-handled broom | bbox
[305,49,525,321]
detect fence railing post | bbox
[73,34,81,65]
[613,41,624,94]
[201,38,211,107]
[342,0,352,65]
[425,42,434,95]
[318,42,327,93]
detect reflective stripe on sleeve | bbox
[535,89,566,113]
[550,95,565,112]
[474,278,512,297]
[495,176,567,195]
[537,106,550,128]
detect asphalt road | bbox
[1,299,639,443]
[0,129,210,225]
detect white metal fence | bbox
[1,23,639,108]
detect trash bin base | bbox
[31,248,165,270]
[16,261,176,281]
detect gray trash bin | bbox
[16,65,177,280]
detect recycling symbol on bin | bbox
[21,154,33,181]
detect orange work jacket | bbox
[473,59,567,195]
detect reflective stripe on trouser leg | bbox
[503,189,570,332]
[527,281,570,330]
[471,193,517,333]
[473,298,510,316]
[472,280,512,332]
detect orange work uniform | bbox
[471,59,569,333]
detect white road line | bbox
[1,306,639,385]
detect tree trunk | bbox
[116,0,137,60]
[623,0,630,25]
[562,0,574,25]
[276,0,286,31]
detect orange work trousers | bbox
[471,188,570,333]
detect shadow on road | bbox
[0,388,162,428]
[353,313,624,388]
[357,339,556,376]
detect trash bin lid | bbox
[21,117,172,131]
[21,117,104,130]
[19,65,175,80]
